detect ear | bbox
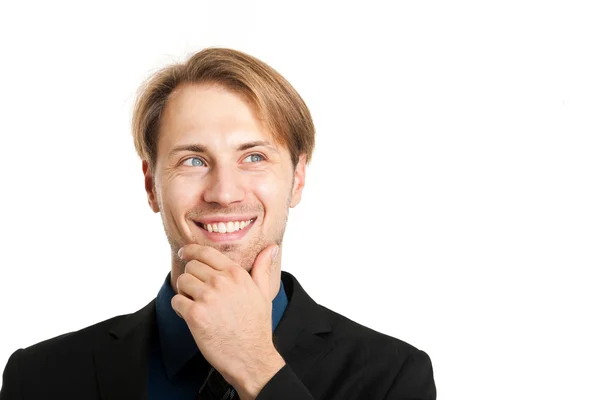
[290,154,307,208]
[142,160,160,213]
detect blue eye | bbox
[243,154,265,163]
[182,157,206,167]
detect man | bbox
[1,48,436,399]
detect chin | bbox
[211,245,253,270]
[233,254,255,272]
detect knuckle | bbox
[210,273,228,288]
[184,260,200,274]
[188,303,205,325]
[200,287,216,303]
[176,272,188,288]
[228,265,244,281]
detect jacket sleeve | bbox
[0,349,23,400]
[256,364,314,400]
[384,350,436,400]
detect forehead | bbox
[158,83,271,150]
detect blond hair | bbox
[132,48,315,172]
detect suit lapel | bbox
[275,272,334,381]
[91,272,331,399]
[94,299,156,400]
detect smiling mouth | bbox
[194,218,256,234]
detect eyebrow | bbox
[169,140,277,157]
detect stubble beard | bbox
[161,192,291,273]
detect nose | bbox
[202,164,245,206]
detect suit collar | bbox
[274,272,334,380]
[94,298,155,400]
[278,271,331,336]
[103,271,330,342]
[109,298,156,339]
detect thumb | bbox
[251,244,279,299]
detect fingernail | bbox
[177,248,184,259]
[271,246,279,261]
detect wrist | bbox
[234,349,286,400]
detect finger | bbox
[184,260,217,282]
[179,244,232,271]
[171,292,194,319]
[251,245,279,299]
[176,272,207,301]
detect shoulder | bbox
[16,297,156,358]
[1,312,130,397]
[311,305,436,398]
[319,304,427,362]
[282,271,431,366]
[29,313,127,351]
[5,302,148,373]
[5,313,127,374]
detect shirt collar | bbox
[155,272,288,380]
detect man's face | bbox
[143,83,306,272]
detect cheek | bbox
[252,178,290,215]
[160,179,200,213]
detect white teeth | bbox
[200,219,253,233]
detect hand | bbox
[172,244,286,399]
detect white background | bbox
[1,1,599,398]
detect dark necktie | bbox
[196,366,238,400]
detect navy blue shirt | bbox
[148,273,288,399]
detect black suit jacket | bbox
[1,271,436,399]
